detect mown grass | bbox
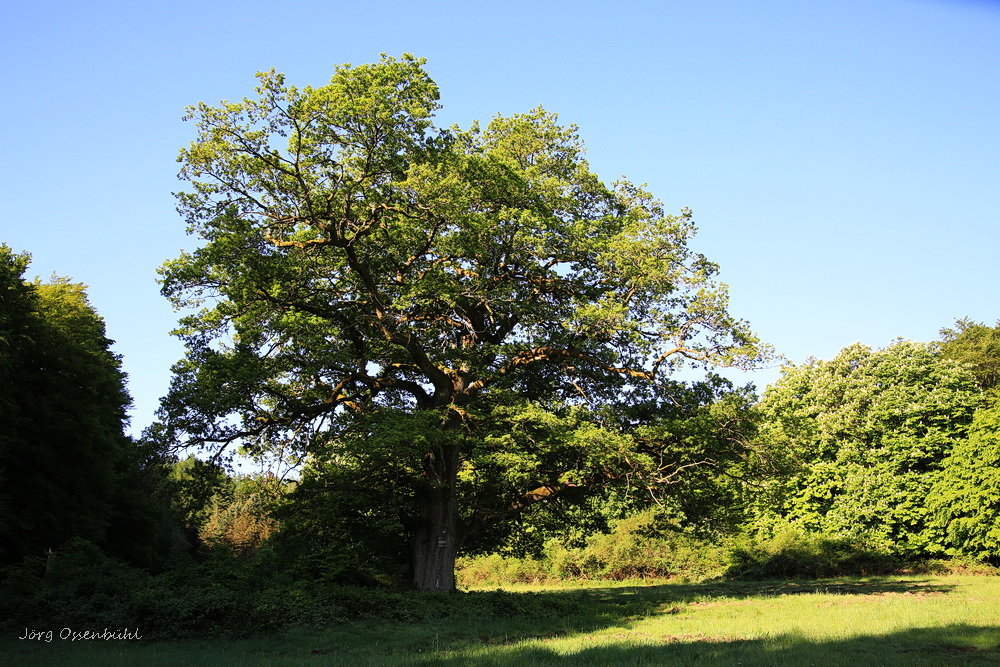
[2,575,998,665]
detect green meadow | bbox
[3,575,998,666]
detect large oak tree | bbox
[157,54,770,591]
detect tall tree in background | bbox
[157,54,771,591]
[939,318,1000,393]
[0,246,148,567]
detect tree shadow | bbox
[402,578,966,662]
[374,577,965,664]
[568,576,956,600]
[526,576,957,616]
[0,577,975,665]
[430,623,1000,666]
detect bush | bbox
[724,528,900,580]
[0,539,144,631]
[0,537,589,640]
[457,510,729,586]
[456,553,550,586]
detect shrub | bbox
[724,528,900,580]
[457,510,730,586]
[0,537,589,640]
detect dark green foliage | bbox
[619,376,764,531]
[0,249,37,552]
[474,486,640,558]
[101,437,180,570]
[0,247,169,568]
[0,538,586,641]
[259,375,761,584]
[165,454,233,535]
[268,462,414,586]
[452,375,762,560]
[724,529,900,580]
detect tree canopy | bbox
[157,54,771,590]
[0,246,157,567]
[939,318,1000,393]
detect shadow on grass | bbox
[0,578,974,666]
[508,576,958,628]
[4,621,992,667]
[283,578,969,663]
[428,623,1000,666]
[564,577,957,604]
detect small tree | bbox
[157,54,770,591]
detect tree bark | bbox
[412,443,460,592]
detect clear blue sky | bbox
[2,0,998,436]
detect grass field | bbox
[2,575,998,665]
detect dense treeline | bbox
[748,340,987,557]
[0,247,173,571]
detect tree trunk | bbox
[412,443,460,592]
